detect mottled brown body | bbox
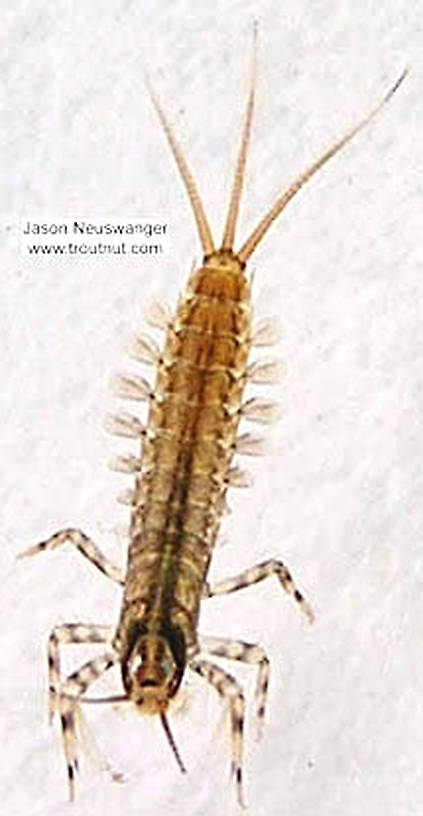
[115,252,250,665]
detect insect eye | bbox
[131,653,143,672]
[160,657,173,676]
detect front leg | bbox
[199,636,269,738]
[48,623,114,724]
[189,657,246,809]
[57,650,117,800]
[18,528,124,585]
[203,558,314,623]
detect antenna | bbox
[160,712,187,774]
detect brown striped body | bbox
[114,251,251,707]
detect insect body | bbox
[20,37,406,807]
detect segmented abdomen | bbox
[116,260,251,652]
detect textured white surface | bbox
[2,2,422,815]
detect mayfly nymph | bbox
[20,32,406,807]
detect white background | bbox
[2,2,422,815]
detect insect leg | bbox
[203,558,314,623]
[199,636,269,739]
[48,623,114,724]
[18,528,124,585]
[189,657,246,808]
[57,650,117,800]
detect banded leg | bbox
[18,528,124,585]
[190,657,246,809]
[58,650,117,800]
[203,558,314,623]
[48,623,114,724]
[200,636,269,739]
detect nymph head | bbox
[121,625,185,715]
[121,624,187,772]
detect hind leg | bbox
[203,558,314,622]
[19,528,124,584]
